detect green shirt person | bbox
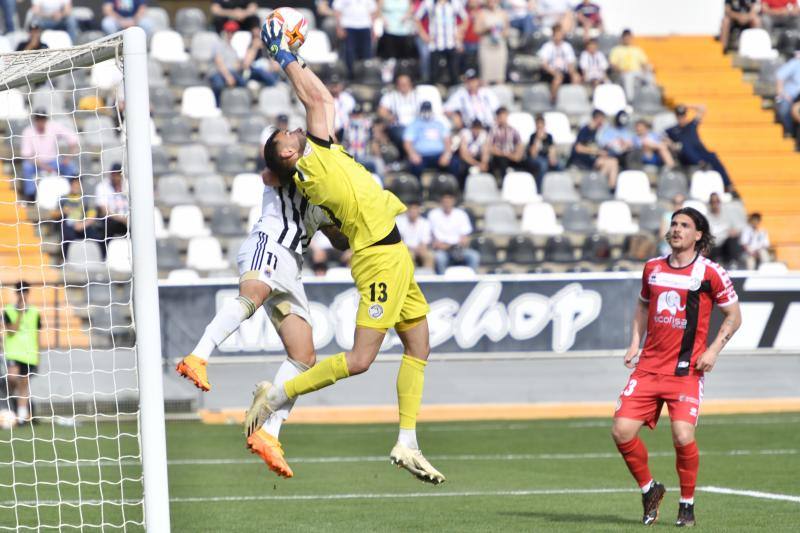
[2,281,41,425]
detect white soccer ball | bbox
[266,7,309,53]
[0,409,16,430]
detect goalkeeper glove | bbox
[261,20,297,70]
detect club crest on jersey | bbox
[368,304,384,319]
[303,142,313,157]
[688,277,701,291]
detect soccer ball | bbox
[0,409,15,430]
[266,7,309,53]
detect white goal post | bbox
[0,27,170,531]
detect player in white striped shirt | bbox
[176,168,348,478]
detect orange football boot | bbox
[246,428,294,478]
[175,355,210,392]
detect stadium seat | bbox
[237,116,268,147]
[231,31,252,60]
[186,236,229,271]
[597,200,639,234]
[738,28,778,60]
[41,30,72,49]
[415,85,444,117]
[501,171,541,205]
[147,6,171,32]
[258,85,293,118]
[29,89,66,115]
[36,176,70,211]
[470,236,500,267]
[158,115,193,144]
[0,89,28,119]
[543,236,575,262]
[175,7,207,37]
[579,171,612,201]
[80,116,120,148]
[216,145,249,175]
[507,111,535,142]
[324,267,353,280]
[353,59,383,85]
[154,209,168,239]
[147,59,168,88]
[615,170,656,204]
[194,175,228,206]
[210,205,246,237]
[682,199,708,216]
[167,269,200,281]
[150,87,177,117]
[0,35,10,53]
[156,240,184,270]
[638,203,664,234]
[298,30,338,64]
[247,205,260,230]
[632,85,663,115]
[758,261,789,274]
[597,34,619,55]
[107,239,132,274]
[521,84,552,114]
[176,145,212,176]
[150,30,189,63]
[65,241,105,274]
[151,146,171,176]
[75,29,104,46]
[521,202,564,236]
[690,170,730,202]
[506,235,537,264]
[582,233,612,262]
[157,175,190,205]
[230,173,263,208]
[388,173,422,204]
[190,31,221,63]
[543,111,576,145]
[199,116,236,146]
[488,84,515,110]
[561,203,594,234]
[656,169,688,200]
[592,83,627,116]
[541,172,579,203]
[463,173,501,204]
[443,265,477,278]
[169,61,203,87]
[556,84,591,116]
[483,203,519,234]
[221,87,254,117]
[91,60,123,90]
[181,86,221,119]
[168,205,210,239]
[651,111,677,134]
[427,173,459,202]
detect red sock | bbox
[675,441,699,500]
[616,436,653,488]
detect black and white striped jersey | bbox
[252,183,331,256]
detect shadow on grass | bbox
[498,511,634,526]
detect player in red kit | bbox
[612,207,742,527]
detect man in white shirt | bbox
[396,200,434,269]
[427,192,480,274]
[378,72,420,151]
[31,0,79,41]
[740,212,771,269]
[329,74,356,141]
[537,23,581,102]
[444,68,499,128]
[20,109,78,200]
[579,37,609,87]
[333,0,377,79]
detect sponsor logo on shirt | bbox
[654,290,687,329]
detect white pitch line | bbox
[700,486,800,503]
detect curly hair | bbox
[666,207,715,255]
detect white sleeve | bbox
[444,90,460,113]
[420,218,432,245]
[565,43,576,64]
[579,51,588,71]
[537,42,551,62]
[458,209,473,236]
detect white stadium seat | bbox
[41,30,72,49]
[444,266,477,278]
[464,173,501,204]
[521,202,564,236]
[615,170,657,204]
[0,89,28,120]
[176,144,212,176]
[230,173,264,208]
[168,269,201,281]
[483,203,519,234]
[230,31,252,60]
[150,30,189,63]
[592,83,627,116]
[154,209,168,239]
[597,200,639,234]
[181,86,220,119]
[738,29,778,60]
[36,177,71,211]
[507,111,535,142]
[186,236,229,271]
[690,170,730,202]
[502,171,541,205]
[298,30,337,64]
[65,241,105,274]
[682,199,708,216]
[107,239,132,274]
[758,261,788,274]
[544,111,576,145]
[168,205,210,239]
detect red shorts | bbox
[614,368,704,429]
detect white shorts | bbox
[237,231,311,330]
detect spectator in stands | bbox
[1,0,15,34]
[59,177,100,258]
[537,24,581,103]
[95,163,129,253]
[428,192,480,274]
[487,107,526,179]
[568,109,619,189]
[1,281,41,426]
[242,25,281,87]
[377,0,417,63]
[20,109,78,200]
[346,103,385,174]
[415,0,467,86]
[412,0,432,81]
[475,0,509,85]
[396,199,434,269]
[598,110,634,164]
[609,29,653,100]
[506,0,537,47]
[537,0,574,33]
[378,72,419,153]
[720,0,760,51]
[707,192,743,266]
[330,75,356,141]
[403,101,458,178]
[573,0,603,41]
[761,0,800,32]
[633,119,675,168]
[333,0,378,79]
[445,68,500,127]
[461,0,482,73]
[456,118,490,184]
[666,104,733,191]
[740,212,771,269]
[30,1,79,42]
[369,117,402,165]
[15,20,48,51]
[101,0,154,36]
[209,21,247,106]
[775,50,800,137]
[527,113,559,187]
[579,37,609,87]
[210,0,260,34]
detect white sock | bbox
[192,296,256,360]
[17,405,29,422]
[641,479,654,493]
[262,358,308,438]
[679,497,694,505]
[397,428,418,449]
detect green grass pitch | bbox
[1,412,798,531]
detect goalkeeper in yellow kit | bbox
[243,18,445,484]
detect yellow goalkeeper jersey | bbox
[294,134,406,252]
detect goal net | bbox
[0,29,168,530]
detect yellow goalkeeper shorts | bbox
[350,242,430,330]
